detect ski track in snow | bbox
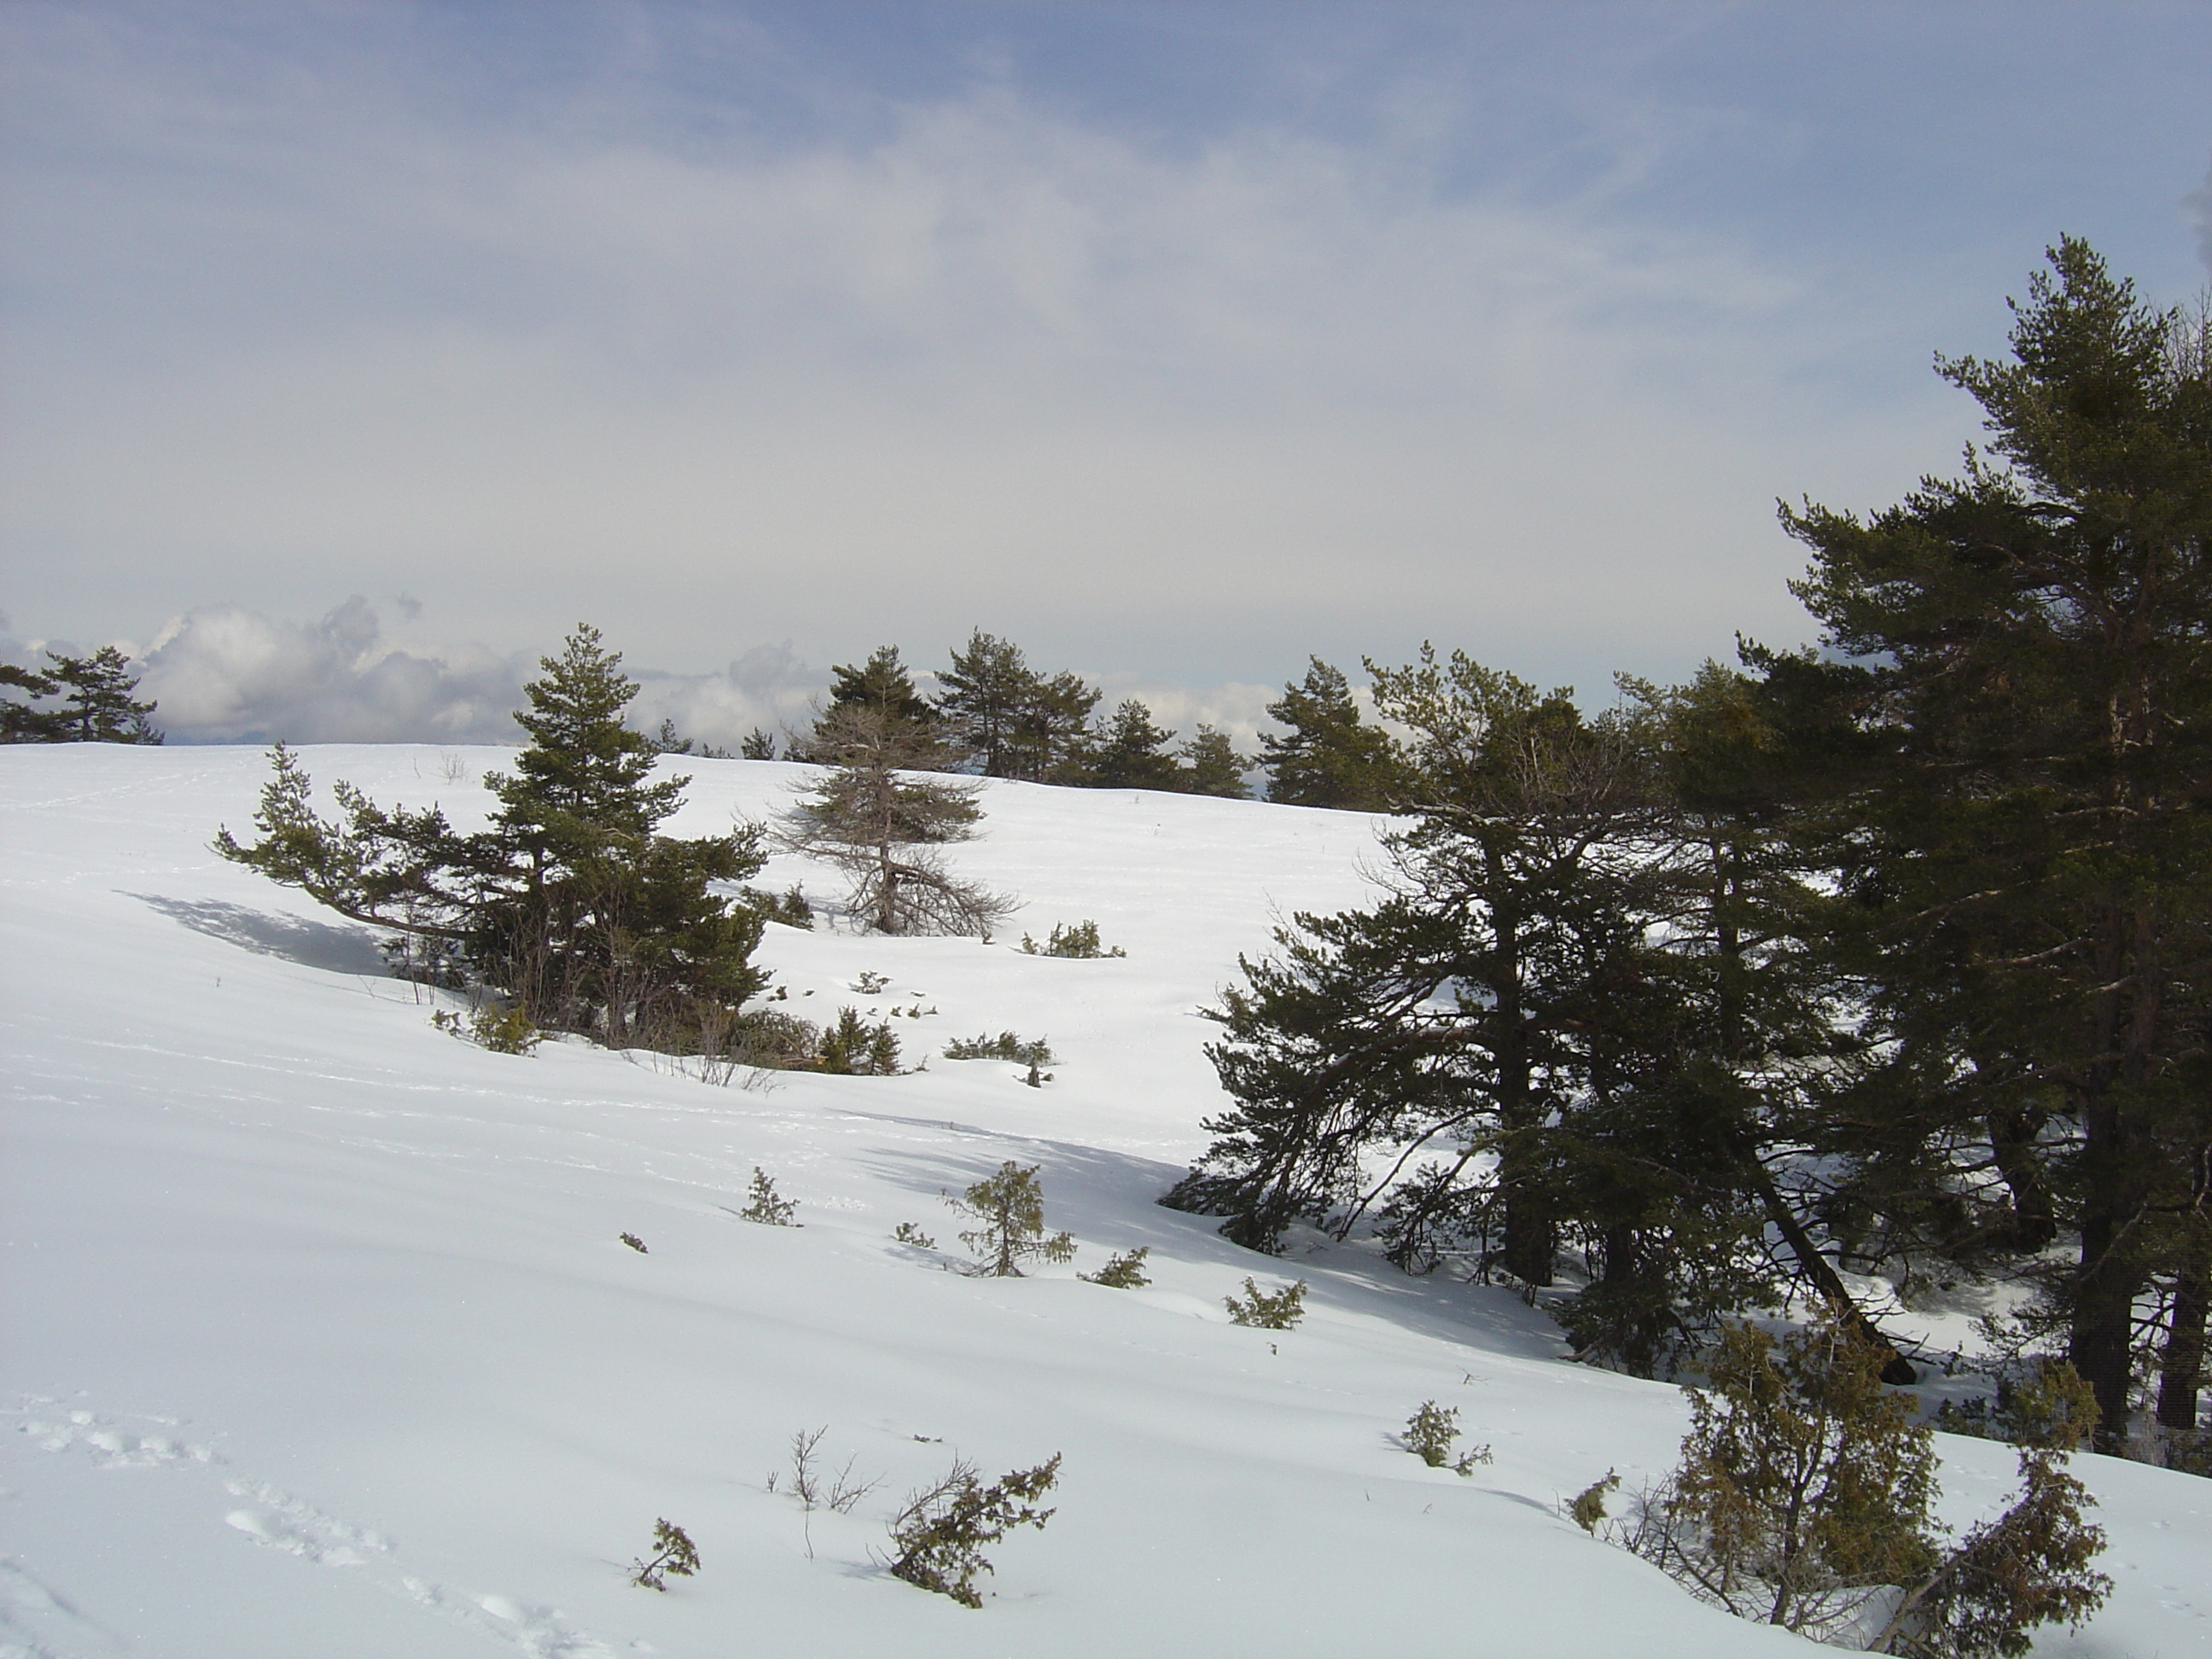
[8,1396,618,1658]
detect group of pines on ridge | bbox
[1160,240,2212,1484]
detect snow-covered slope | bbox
[3,745,2203,1658]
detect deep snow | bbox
[2,744,2205,1659]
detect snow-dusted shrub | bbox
[431,1002,542,1055]
[1592,1313,2110,1655]
[619,1231,648,1254]
[1225,1277,1306,1330]
[892,1221,937,1249]
[886,1453,1062,1608]
[629,1518,699,1590]
[1932,1356,2098,1452]
[730,1009,820,1068]
[1403,1400,1490,1472]
[949,1162,1074,1278]
[942,1032,1055,1066]
[818,1007,899,1075]
[741,1168,798,1226]
[1080,1247,1150,1289]
[1019,920,1124,958]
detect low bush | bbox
[887,1453,1062,1609]
[1019,921,1124,958]
[818,1007,900,1074]
[431,1001,543,1055]
[1225,1277,1307,1330]
[741,1167,798,1226]
[1403,1400,1492,1474]
[943,1032,1056,1067]
[629,1519,699,1590]
[1080,1247,1150,1289]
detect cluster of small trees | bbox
[218,626,771,1052]
[1,646,161,743]
[1164,241,2212,1465]
[1579,1313,2110,1656]
[749,635,1252,797]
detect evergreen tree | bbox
[934,633,1102,783]
[1778,240,2212,1447]
[0,661,61,742]
[781,706,1014,935]
[934,630,1041,777]
[1177,725,1253,799]
[216,626,769,1046]
[19,647,162,743]
[1260,658,1406,809]
[1085,699,1183,790]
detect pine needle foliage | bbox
[1080,1247,1150,1288]
[948,1161,1074,1277]
[741,1167,797,1226]
[629,1519,699,1590]
[1592,1311,2110,1655]
[1224,1278,1307,1329]
[1019,921,1124,958]
[943,1032,1055,1066]
[818,1007,900,1074]
[887,1453,1062,1608]
[1404,1400,1460,1467]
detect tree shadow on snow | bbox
[126,892,391,977]
[845,1123,1565,1365]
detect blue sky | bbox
[3,2,2209,744]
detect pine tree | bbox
[1176,725,1252,798]
[805,645,940,762]
[934,630,1041,777]
[37,647,161,743]
[948,1161,1075,1277]
[781,706,1013,935]
[1084,699,1183,789]
[1260,658,1405,809]
[217,626,769,1047]
[0,661,61,742]
[1778,240,2212,1447]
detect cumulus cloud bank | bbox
[11,596,1285,755]
[130,599,528,745]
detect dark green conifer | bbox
[38,647,161,743]
[1176,725,1252,798]
[1085,699,1182,790]
[1260,658,1404,809]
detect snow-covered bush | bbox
[629,1518,699,1590]
[1019,920,1124,958]
[1225,1277,1306,1330]
[741,1167,797,1226]
[949,1161,1074,1278]
[886,1453,1062,1608]
[1080,1247,1150,1289]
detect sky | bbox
[3,1,2209,748]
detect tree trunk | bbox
[2155,1140,2211,1437]
[1749,1164,1918,1383]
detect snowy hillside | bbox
[3,744,2204,1659]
